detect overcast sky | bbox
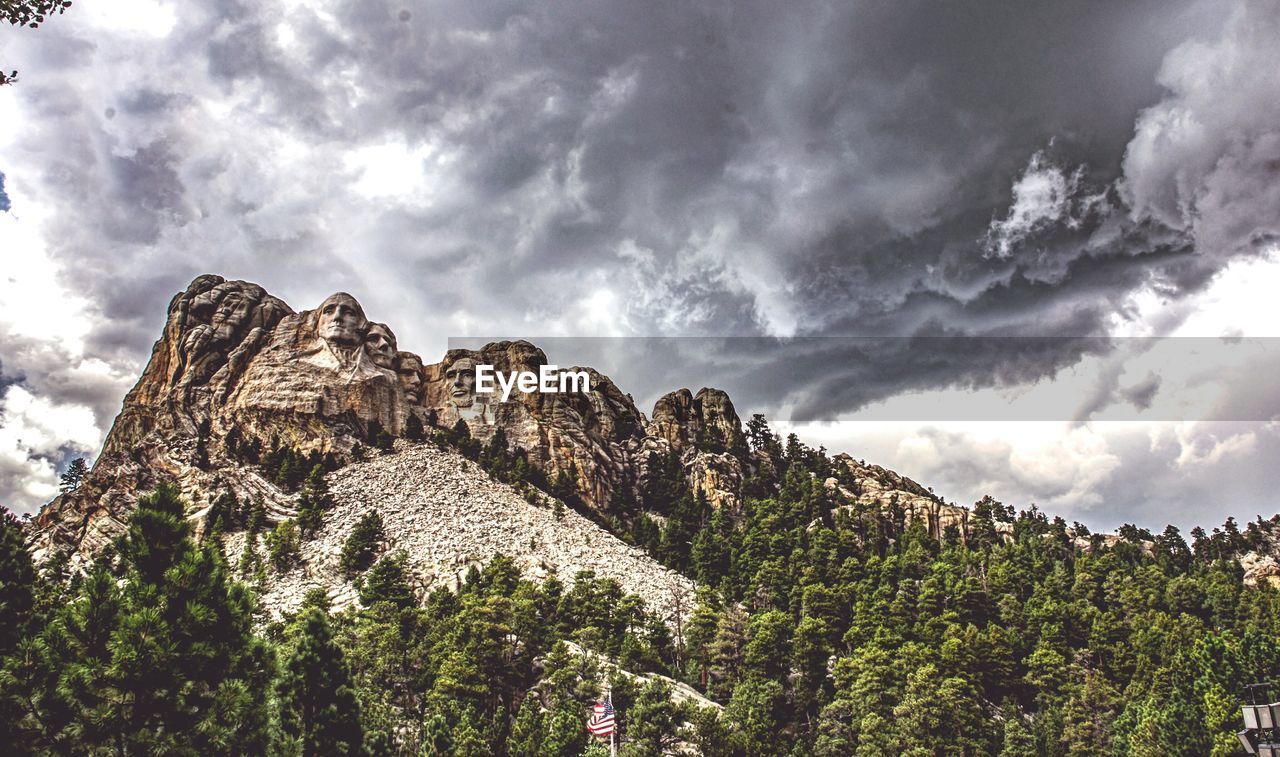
[3,0,1280,531]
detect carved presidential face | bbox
[317,293,367,347]
[211,288,256,342]
[446,357,477,408]
[365,323,397,369]
[395,354,424,403]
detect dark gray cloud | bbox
[6,0,1234,360]
[3,0,1280,523]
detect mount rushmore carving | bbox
[29,274,960,569]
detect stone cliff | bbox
[28,272,1220,614]
[27,276,752,575]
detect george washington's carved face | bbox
[446,357,477,408]
[317,292,367,347]
[365,323,397,369]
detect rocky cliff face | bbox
[423,340,647,510]
[828,453,1015,544]
[30,273,1202,597]
[27,275,749,577]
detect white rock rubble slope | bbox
[239,441,696,623]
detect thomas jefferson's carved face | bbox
[365,323,397,369]
[446,357,477,408]
[396,354,424,402]
[317,293,367,347]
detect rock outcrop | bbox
[30,277,416,568]
[27,275,753,578]
[31,273,1064,595]
[645,388,747,511]
[828,453,1014,544]
[423,341,646,509]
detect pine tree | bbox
[507,695,543,756]
[999,709,1037,756]
[0,508,38,748]
[296,465,334,536]
[358,551,415,609]
[205,488,239,538]
[723,678,785,756]
[420,712,454,755]
[277,608,364,756]
[267,519,302,572]
[0,509,35,656]
[24,485,273,753]
[340,510,385,576]
[622,678,678,756]
[405,413,425,442]
[58,457,88,493]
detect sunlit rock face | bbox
[27,275,761,570]
[229,291,405,448]
[645,387,748,511]
[421,340,647,510]
[32,277,409,568]
[827,453,1016,545]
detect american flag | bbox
[587,694,615,737]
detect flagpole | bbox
[609,690,617,757]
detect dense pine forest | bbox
[4,416,1279,755]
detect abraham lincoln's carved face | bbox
[317,292,367,347]
[446,357,477,408]
[365,323,397,369]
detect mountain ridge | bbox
[29,274,972,583]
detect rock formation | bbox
[27,276,752,587]
[828,453,1014,544]
[31,276,410,568]
[29,273,1060,603]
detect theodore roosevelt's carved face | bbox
[446,357,477,408]
[396,354,425,403]
[316,292,367,347]
[365,323,397,369]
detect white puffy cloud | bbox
[983,150,1105,260]
[0,386,102,513]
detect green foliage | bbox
[278,608,363,756]
[340,509,385,576]
[8,420,1280,754]
[0,509,35,657]
[267,518,302,572]
[2,484,272,753]
[358,551,415,609]
[296,465,335,536]
[58,457,88,493]
[205,487,241,538]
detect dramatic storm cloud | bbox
[3,0,1280,526]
